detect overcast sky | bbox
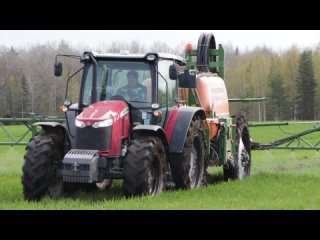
[1,30,320,51]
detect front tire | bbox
[22,132,64,201]
[170,116,207,189]
[224,115,251,180]
[123,136,166,197]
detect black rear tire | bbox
[123,136,166,197]
[224,114,251,181]
[170,116,207,189]
[22,132,64,201]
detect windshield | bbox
[81,60,153,107]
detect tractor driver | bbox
[116,70,147,101]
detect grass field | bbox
[0,123,320,209]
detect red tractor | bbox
[22,33,251,200]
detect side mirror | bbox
[179,70,197,88]
[169,64,178,80]
[54,61,63,77]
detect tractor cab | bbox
[73,51,185,127]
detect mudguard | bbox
[33,122,71,147]
[33,122,67,132]
[165,106,206,154]
[132,125,168,149]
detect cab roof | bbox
[84,51,186,66]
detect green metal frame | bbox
[185,45,225,79]
[249,121,320,151]
[0,117,65,146]
[216,117,236,166]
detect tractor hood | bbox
[75,100,130,156]
[76,100,129,126]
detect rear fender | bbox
[165,106,206,154]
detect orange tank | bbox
[196,75,229,118]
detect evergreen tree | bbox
[296,49,317,120]
[267,73,289,120]
[266,57,289,120]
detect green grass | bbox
[0,123,320,209]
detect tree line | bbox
[0,40,318,121]
[225,44,318,121]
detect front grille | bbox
[63,164,90,171]
[75,126,111,151]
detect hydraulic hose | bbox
[196,32,217,73]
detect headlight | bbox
[75,119,86,128]
[92,119,113,128]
